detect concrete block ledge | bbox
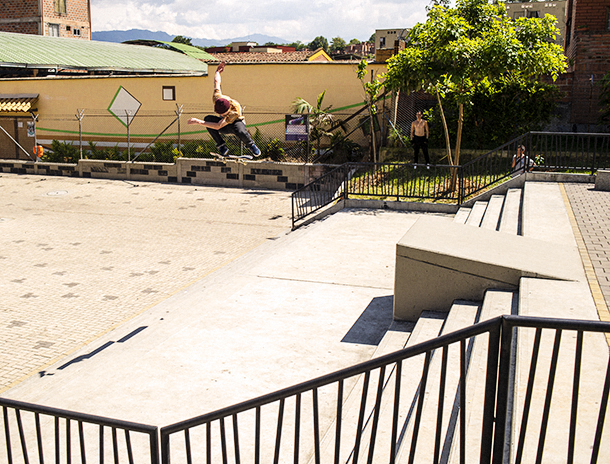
[595,169,610,191]
[393,216,583,321]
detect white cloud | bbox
[91,0,434,43]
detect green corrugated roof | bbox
[0,32,208,74]
[158,41,217,61]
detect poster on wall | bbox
[285,114,308,141]
[27,121,35,137]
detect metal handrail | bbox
[291,131,610,226]
[3,316,610,464]
[0,397,159,464]
[158,315,610,464]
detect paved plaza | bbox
[1,174,610,408]
[0,174,292,392]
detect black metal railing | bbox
[1,397,159,464]
[291,131,610,227]
[158,315,610,464]
[2,316,609,464]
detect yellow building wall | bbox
[0,61,386,158]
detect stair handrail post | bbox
[343,163,350,201]
[456,166,464,205]
[589,135,597,175]
[491,317,517,464]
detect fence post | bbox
[457,166,464,205]
[125,110,132,162]
[175,104,183,156]
[343,164,349,201]
[589,136,597,175]
[492,317,516,464]
[75,109,85,159]
[480,320,502,464]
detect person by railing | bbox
[511,144,535,176]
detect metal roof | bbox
[123,40,217,61]
[0,32,208,74]
[0,93,38,112]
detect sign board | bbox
[108,86,142,127]
[285,114,308,141]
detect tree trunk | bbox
[370,106,377,163]
[436,89,453,166]
[455,103,464,167]
[450,103,464,192]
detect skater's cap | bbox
[214,98,231,114]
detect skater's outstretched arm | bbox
[214,61,226,92]
[187,117,228,130]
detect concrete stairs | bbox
[307,188,526,464]
[361,181,605,463]
[312,288,517,464]
[453,189,522,235]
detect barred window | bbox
[55,0,67,14]
[48,24,60,36]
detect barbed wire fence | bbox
[31,92,439,165]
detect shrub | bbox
[265,138,286,161]
[43,140,80,163]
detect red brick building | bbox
[563,0,610,128]
[0,0,91,40]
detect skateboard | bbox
[228,154,253,164]
[210,153,252,164]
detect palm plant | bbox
[292,90,336,159]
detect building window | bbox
[74,28,81,36]
[55,0,67,14]
[48,24,60,36]
[163,86,176,101]
[379,37,386,48]
[527,10,540,18]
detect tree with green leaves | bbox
[330,37,346,53]
[357,60,385,163]
[284,41,307,51]
[598,71,610,128]
[172,35,192,46]
[308,36,329,52]
[385,0,567,172]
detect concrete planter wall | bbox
[0,158,339,191]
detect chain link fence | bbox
[34,104,387,165]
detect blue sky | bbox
[91,0,434,43]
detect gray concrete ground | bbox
[1,174,610,430]
[0,174,292,392]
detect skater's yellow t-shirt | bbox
[213,89,243,124]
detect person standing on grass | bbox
[410,111,430,167]
[187,61,261,158]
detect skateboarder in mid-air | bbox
[187,61,261,159]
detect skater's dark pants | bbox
[204,115,255,148]
[412,135,430,165]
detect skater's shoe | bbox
[248,144,262,158]
[217,144,229,157]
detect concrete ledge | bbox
[393,216,583,321]
[595,169,610,191]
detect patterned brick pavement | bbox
[563,182,610,321]
[0,174,292,392]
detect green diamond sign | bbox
[108,86,142,127]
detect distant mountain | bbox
[92,29,290,47]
